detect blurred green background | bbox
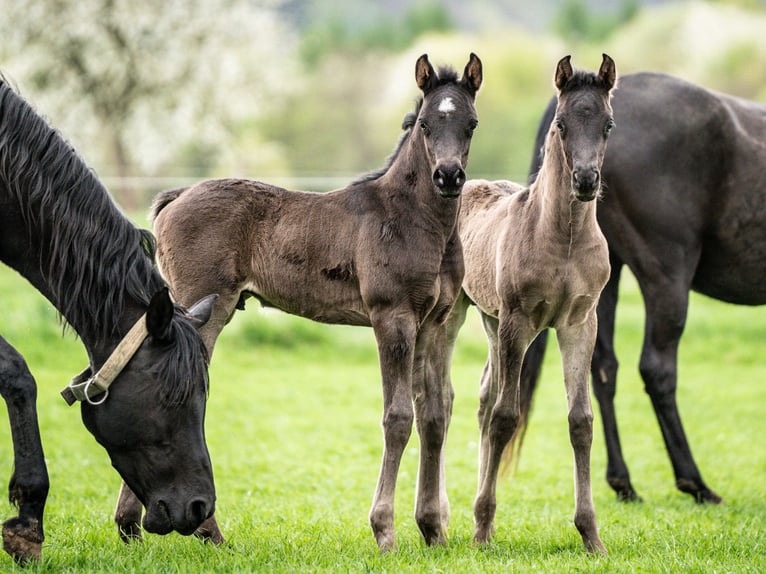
[2,0,766,210]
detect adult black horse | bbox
[0,77,218,563]
[521,71,766,504]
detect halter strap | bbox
[61,313,148,406]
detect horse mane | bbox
[352,65,460,186]
[0,77,206,405]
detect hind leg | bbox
[637,272,721,503]
[590,260,640,501]
[0,337,48,564]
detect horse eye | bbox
[604,119,616,136]
[420,120,431,136]
[555,118,566,137]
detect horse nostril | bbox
[187,497,212,525]
[432,169,446,189]
[454,168,466,188]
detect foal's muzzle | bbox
[572,166,600,201]
[433,163,466,198]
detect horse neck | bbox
[531,130,598,239]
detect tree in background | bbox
[0,0,295,208]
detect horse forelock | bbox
[558,69,613,96]
[0,79,165,340]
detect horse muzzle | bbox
[142,495,215,536]
[432,164,466,198]
[572,167,600,201]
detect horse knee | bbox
[638,350,677,399]
[418,410,446,451]
[0,348,37,405]
[568,409,594,449]
[383,406,414,450]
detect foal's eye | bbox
[467,119,478,136]
[420,120,431,136]
[554,118,566,137]
[604,118,616,137]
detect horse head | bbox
[414,52,482,198]
[552,53,616,201]
[79,288,217,536]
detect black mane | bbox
[0,78,206,404]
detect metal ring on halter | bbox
[84,378,109,405]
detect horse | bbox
[0,76,219,563]
[522,71,766,505]
[112,53,483,551]
[444,54,616,554]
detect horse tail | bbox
[149,187,188,222]
[501,330,550,474]
[527,96,557,185]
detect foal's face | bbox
[415,53,483,198]
[552,54,617,202]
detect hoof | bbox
[373,529,396,553]
[117,522,143,543]
[608,477,642,502]
[3,518,43,565]
[585,537,608,555]
[676,479,722,504]
[473,523,494,545]
[194,516,225,544]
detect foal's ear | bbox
[416,54,438,93]
[598,53,617,92]
[146,287,175,343]
[185,294,218,330]
[554,55,573,91]
[461,52,483,96]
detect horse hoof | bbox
[117,522,143,543]
[676,479,722,504]
[472,524,494,545]
[2,518,43,564]
[585,538,608,555]
[608,477,642,502]
[374,530,396,553]
[194,516,225,544]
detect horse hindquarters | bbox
[0,337,48,564]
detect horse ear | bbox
[185,294,218,330]
[598,53,617,91]
[416,54,438,93]
[554,55,573,91]
[146,287,174,343]
[461,52,483,96]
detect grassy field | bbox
[0,255,764,572]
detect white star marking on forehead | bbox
[438,97,456,114]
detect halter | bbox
[61,313,148,406]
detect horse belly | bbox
[694,243,766,305]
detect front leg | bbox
[557,313,607,554]
[473,308,534,544]
[115,482,143,542]
[412,319,451,546]
[368,313,417,552]
[0,337,48,564]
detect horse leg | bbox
[476,313,499,490]
[368,313,416,552]
[638,274,721,503]
[590,259,640,501]
[0,337,48,564]
[557,315,607,554]
[412,321,449,546]
[473,308,530,544]
[114,482,143,541]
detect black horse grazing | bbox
[523,72,766,504]
[0,77,218,563]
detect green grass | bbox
[0,259,764,572]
